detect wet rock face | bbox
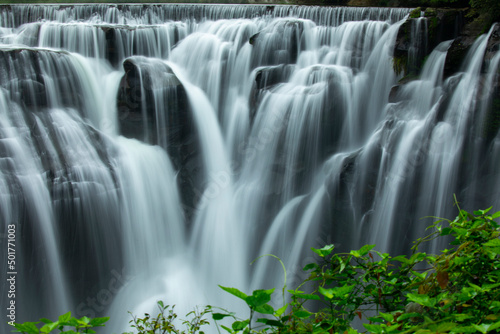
[249,64,295,122]
[249,19,306,67]
[0,49,47,110]
[484,24,500,62]
[116,56,203,218]
[442,10,499,77]
[394,8,467,77]
[117,57,189,149]
[0,48,91,112]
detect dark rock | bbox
[395,8,467,77]
[249,19,306,67]
[116,56,203,218]
[389,85,401,103]
[484,24,500,63]
[249,64,294,122]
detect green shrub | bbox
[216,202,500,333]
[124,301,212,334]
[11,312,109,334]
[12,203,500,333]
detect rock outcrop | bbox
[116,57,202,218]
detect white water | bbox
[0,4,499,334]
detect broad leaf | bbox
[406,293,437,308]
[40,322,59,333]
[484,239,500,254]
[220,325,232,333]
[311,245,334,257]
[212,313,232,321]
[254,304,274,315]
[319,285,355,299]
[257,318,284,327]
[232,320,249,331]
[275,305,288,317]
[89,317,109,327]
[14,322,40,334]
[363,323,384,333]
[58,312,71,324]
[293,310,312,319]
[219,285,248,301]
[245,288,274,308]
[472,323,491,334]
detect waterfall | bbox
[0,4,499,334]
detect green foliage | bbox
[11,204,500,334]
[124,301,212,334]
[393,54,408,76]
[469,0,500,27]
[216,203,500,333]
[11,312,109,334]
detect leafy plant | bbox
[11,312,109,334]
[12,203,500,334]
[216,202,500,333]
[125,301,212,334]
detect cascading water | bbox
[0,4,499,333]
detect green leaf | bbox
[406,293,437,308]
[397,312,423,321]
[358,244,376,256]
[472,323,491,333]
[483,239,500,254]
[232,320,249,331]
[367,316,384,323]
[451,326,477,333]
[39,319,53,325]
[254,304,274,315]
[245,288,274,308]
[58,312,71,324]
[219,285,248,301]
[468,282,484,292]
[220,324,233,333]
[491,211,500,219]
[287,289,303,295]
[482,283,500,291]
[489,321,500,332]
[392,255,409,264]
[440,227,453,236]
[378,312,394,322]
[311,245,334,257]
[303,263,318,271]
[40,322,59,333]
[14,322,40,334]
[453,314,474,322]
[89,317,109,327]
[299,293,320,300]
[78,317,90,325]
[318,286,333,299]
[434,322,457,332]
[256,318,284,327]
[363,323,384,333]
[275,305,288,317]
[212,313,232,321]
[293,310,313,319]
[318,285,355,299]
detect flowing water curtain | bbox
[1,4,500,334]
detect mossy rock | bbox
[409,7,423,18]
